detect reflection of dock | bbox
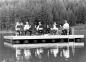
[3,35,84,61]
[4,35,84,48]
[4,42,84,48]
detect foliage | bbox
[0,0,86,30]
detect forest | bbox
[0,0,86,30]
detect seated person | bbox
[33,25,38,35]
[62,20,69,35]
[36,22,44,35]
[46,25,51,34]
[58,25,63,35]
[15,21,21,35]
[51,22,58,35]
[44,25,51,34]
[20,22,24,35]
[24,22,31,35]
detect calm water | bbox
[0,34,86,62]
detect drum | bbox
[38,30,44,35]
[46,28,50,34]
[52,30,57,35]
[62,29,67,35]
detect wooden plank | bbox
[4,35,84,40]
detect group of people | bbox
[15,20,70,35]
[15,20,70,61]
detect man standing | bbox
[62,20,69,35]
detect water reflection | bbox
[0,35,86,62]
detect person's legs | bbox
[28,30,32,35]
[67,29,69,35]
[26,30,31,35]
[65,29,67,35]
[38,30,42,35]
[16,30,20,35]
[40,30,42,35]
[41,30,44,35]
[37,30,40,35]
[38,30,40,35]
[47,28,50,34]
[52,30,56,35]
[62,29,67,35]
[24,30,29,35]
[24,30,27,35]
[19,30,22,35]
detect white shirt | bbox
[63,23,69,30]
[52,25,58,30]
[15,22,21,31]
[36,25,43,30]
[24,24,31,31]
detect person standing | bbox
[62,20,69,35]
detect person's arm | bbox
[24,25,26,31]
[35,25,37,28]
[15,25,17,30]
[68,24,70,29]
[15,24,20,30]
[62,24,65,30]
[36,25,39,30]
[29,25,31,28]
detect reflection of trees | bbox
[0,0,86,30]
[1,58,15,62]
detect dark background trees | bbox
[0,0,86,30]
